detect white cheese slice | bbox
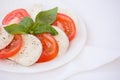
[53,26,69,56]
[0,27,14,49]
[9,34,42,66]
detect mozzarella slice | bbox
[9,34,42,66]
[53,26,69,56]
[0,27,14,49]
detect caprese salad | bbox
[0,7,76,66]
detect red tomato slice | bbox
[0,35,23,59]
[2,9,30,25]
[36,33,59,62]
[52,13,76,41]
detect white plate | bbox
[0,0,87,73]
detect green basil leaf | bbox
[32,22,58,35]
[4,24,27,34]
[35,7,58,24]
[19,17,34,29]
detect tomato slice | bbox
[0,35,23,59]
[36,33,59,62]
[2,8,30,25]
[1,9,27,59]
[52,13,76,41]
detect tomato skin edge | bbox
[0,35,23,59]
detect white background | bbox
[67,58,120,80]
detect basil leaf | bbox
[35,7,58,24]
[32,22,58,35]
[4,24,27,34]
[4,7,59,36]
[19,17,34,29]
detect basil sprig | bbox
[4,7,58,36]
[29,22,58,35]
[4,24,27,34]
[19,17,34,30]
[35,7,58,24]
